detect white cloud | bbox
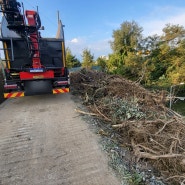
[140,7,185,36]
[66,37,86,59]
[87,38,112,56]
[70,38,79,43]
[66,6,185,60]
[66,37,112,60]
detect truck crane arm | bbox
[0,0,41,37]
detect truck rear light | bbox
[4,84,18,90]
[61,67,65,76]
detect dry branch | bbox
[137,152,184,160]
[154,119,174,135]
[75,109,98,116]
[70,69,185,184]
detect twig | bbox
[150,137,167,150]
[166,175,185,181]
[135,144,159,155]
[81,83,97,87]
[74,109,98,116]
[112,122,126,128]
[138,152,184,160]
[94,103,111,122]
[167,108,183,118]
[93,87,106,98]
[155,119,174,135]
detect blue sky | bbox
[21,0,185,60]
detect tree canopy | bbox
[81,49,94,69]
[110,21,143,55]
[66,48,81,68]
[67,20,185,88]
[107,21,185,87]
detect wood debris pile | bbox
[70,69,185,185]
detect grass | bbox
[171,100,185,116]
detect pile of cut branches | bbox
[70,69,185,185]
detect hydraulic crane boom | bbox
[0,0,41,34]
[25,10,41,69]
[0,0,24,27]
[0,0,42,68]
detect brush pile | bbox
[70,69,185,185]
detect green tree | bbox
[162,24,185,44]
[141,24,185,86]
[81,49,94,69]
[124,52,144,80]
[108,21,185,87]
[96,56,107,72]
[166,39,185,84]
[108,21,144,78]
[155,24,185,85]
[107,53,123,74]
[66,48,81,68]
[110,21,143,55]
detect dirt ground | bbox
[0,93,121,185]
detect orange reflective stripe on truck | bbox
[53,88,69,94]
[4,92,24,98]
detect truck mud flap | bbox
[24,80,52,96]
[4,92,24,98]
[53,88,69,94]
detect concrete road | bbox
[0,93,120,185]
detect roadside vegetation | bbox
[67,20,185,184]
[66,20,185,114]
[70,69,185,185]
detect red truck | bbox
[0,0,69,98]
